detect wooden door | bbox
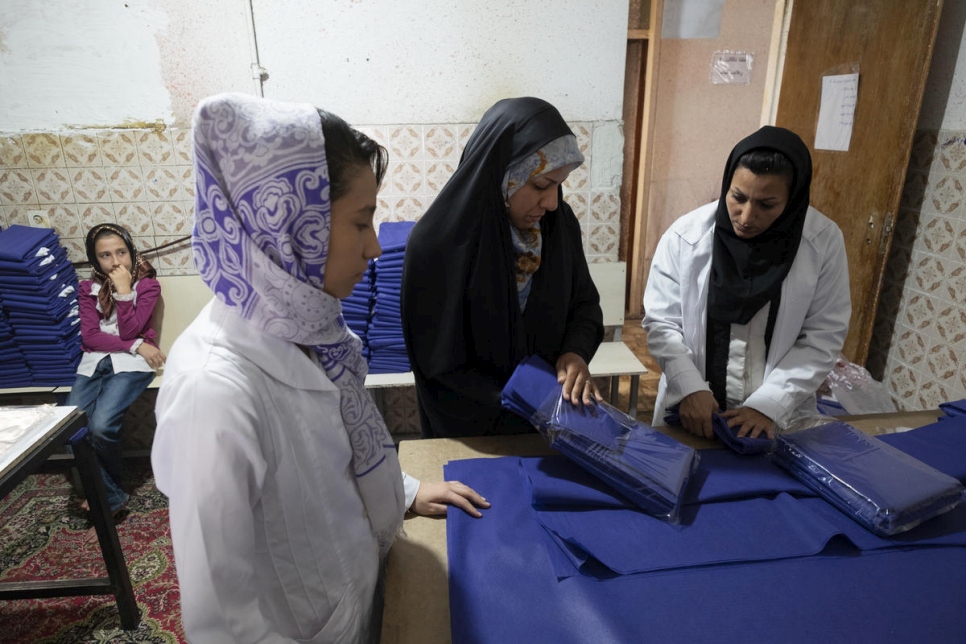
[775,0,942,363]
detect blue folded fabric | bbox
[502,355,698,521]
[939,399,966,420]
[665,406,774,454]
[445,455,966,644]
[772,421,965,536]
[0,225,58,261]
[377,221,415,252]
[877,416,966,483]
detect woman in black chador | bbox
[402,97,604,438]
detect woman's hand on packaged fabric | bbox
[556,352,602,406]
[721,406,776,439]
[679,390,718,438]
[410,480,491,518]
[109,265,133,294]
[136,342,167,370]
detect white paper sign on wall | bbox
[711,51,753,86]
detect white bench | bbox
[3,264,648,417]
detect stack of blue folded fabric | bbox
[367,221,415,374]
[501,354,699,522]
[342,260,375,361]
[0,225,81,386]
[0,311,31,387]
[664,406,774,455]
[772,420,965,536]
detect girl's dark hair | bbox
[735,149,794,185]
[85,223,137,269]
[317,109,388,202]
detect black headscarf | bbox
[706,126,812,406]
[401,97,603,437]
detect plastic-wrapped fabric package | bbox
[664,406,774,455]
[772,420,965,536]
[501,355,698,522]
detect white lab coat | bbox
[643,202,851,429]
[153,300,414,643]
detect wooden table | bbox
[0,406,139,629]
[380,409,942,644]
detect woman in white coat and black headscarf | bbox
[152,93,487,643]
[643,126,851,441]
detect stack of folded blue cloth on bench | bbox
[367,221,414,374]
[0,311,30,387]
[772,420,965,536]
[939,399,966,421]
[0,225,81,386]
[501,354,698,522]
[342,260,375,361]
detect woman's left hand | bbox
[556,352,602,406]
[720,406,776,439]
[410,480,491,518]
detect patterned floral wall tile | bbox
[425,160,456,195]
[31,168,73,203]
[920,214,956,258]
[23,133,65,168]
[70,168,111,203]
[108,167,147,202]
[114,202,154,236]
[937,132,966,173]
[387,197,425,221]
[136,131,176,166]
[588,224,619,259]
[946,265,966,303]
[153,235,194,275]
[0,136,27,168]
[144,167,184,201]
[912,253,946,295]
[150,201,192,236]
[423,126,458,160]
[567,192,590,223]
[917,380,952,411]
[172,129,193,165]
[457,124,476,150]
[887,361,919,409]
[78,203,117,230]
[381,386,420,437]
[355,126,388,150]
[896,327,928,366]
[46,205,82,238]
[571,123,592,156]
[97,131,138,166]
[0,170,37,205]
[62,134,103,167]
[929,175,963,215]
[390,160,424,196]
[925,340,961,382]
[61,237,88,264]
[0,205,26,227]
[178,165,196,200]
[389,125,423,160]
[590,190,620,225]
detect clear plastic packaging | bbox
[502,355,699,523]
[821,354,897,415]
[771,420,965,536]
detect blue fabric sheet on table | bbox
[664,406,774,454]
[445,446,966,644]
[772,420,965,536]
[501,354,698,522]
[939,398,966,420]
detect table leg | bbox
[69,430,141,630]
[628,375,639,420]
[609,376,619,406]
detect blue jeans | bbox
[67,357,154,512]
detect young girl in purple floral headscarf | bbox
[152,93,487,643]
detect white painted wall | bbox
[0,0,627,131]
[0,0,174,130]
[252,0,627,124]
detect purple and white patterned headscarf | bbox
[191,93,404,556]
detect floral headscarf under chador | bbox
[85,223,156,319]
[191,93,404,556]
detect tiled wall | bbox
[868,130,966,410]
[0,122,621,439]
[0,123,622,270]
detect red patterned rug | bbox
[0,463,185,643]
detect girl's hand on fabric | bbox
[137,343,167,370]
[679,391,718,438]
[555,352,602,406]
[410,480,490,518]
[721,407,775,439]
[109,265,133,294]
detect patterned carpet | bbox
[0,462,185,643]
